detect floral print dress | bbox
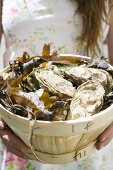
[1,0,113,169]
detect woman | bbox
[0,0,113,169]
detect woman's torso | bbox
[2,0,109,65]
[1,1,113,170]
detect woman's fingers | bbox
[96,137,112,150]
[0,128,30,152]
[0,118,33,159]
[5,144,28,159]
[0,119,31,159]
[98,123,113,141]
[0,118,8,130]
[96,122,113,150]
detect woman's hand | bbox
[96,122,113,150]
[0,118,29,159]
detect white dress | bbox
[1,0,113,170]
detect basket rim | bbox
[0,101,113,124]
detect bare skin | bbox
[0,0,113,159]
[0,120,29,159]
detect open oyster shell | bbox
[68,81,105,120]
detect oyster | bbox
[67,81,105,119]
[27,67,76,99]
[64,66,92,85]
[7,87,52,120]
[64,66,113,93]
[48,101,70,121]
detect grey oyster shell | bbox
[64,66,113,93]
[27,68,76,99]
[67,81,105,119]
[48,101,70,121]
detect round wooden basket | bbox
[0,67,113,164]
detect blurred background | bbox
[0,35,4,69]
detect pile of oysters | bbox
[0,45,113,121]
